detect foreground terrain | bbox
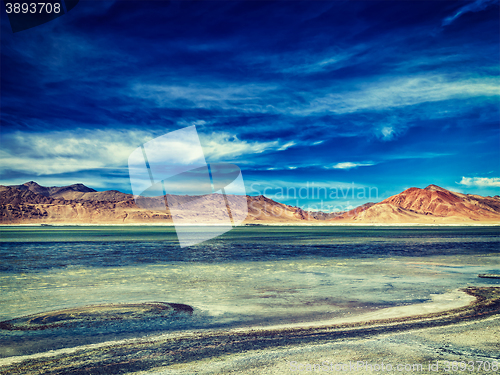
[1,287,499,374]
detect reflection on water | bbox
[0,226,499,356]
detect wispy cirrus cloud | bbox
[130,74,499,118]
[298,75,499,116]
[277,49,358,75]
[443,0,499,26]
[130,82,279,113]
[199,132,295,162]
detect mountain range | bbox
[1,181,499,224]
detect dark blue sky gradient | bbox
[1,0,499,211]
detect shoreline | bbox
[1,287,498,374]
[1,222,500,227]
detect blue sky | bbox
[1,0,499,212]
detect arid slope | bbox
[343,185,500,223]
[1,182,499,224]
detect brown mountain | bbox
[340,185,500,223]
[0,182,499,224]
[0,182,332,224]
[11,181,97,197]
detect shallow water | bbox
[0,226,499,357]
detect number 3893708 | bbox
[5,3,61,14]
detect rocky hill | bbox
[343,185,500,223]
[0,182,337,224]
[0,182,499,224]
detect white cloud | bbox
[381,126,394,140]
[199,132,294,161]
[0,129,295,176]
[278,141,296,151]
[457,177,500,187]
[0,129,152,175]
[329,162,375,170]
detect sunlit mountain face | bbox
[2,181,500,224]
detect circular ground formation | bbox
[0,302,194,331]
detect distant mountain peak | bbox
[65,183,96,192]
[375,183,500,223]
[8,181,97,197]
[424,184,448,192]
[23,181,42,187]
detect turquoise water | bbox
[0,226,499,357]
[1,226,499,271]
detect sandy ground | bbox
[241,289,476,331]
[141,315,500,374]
